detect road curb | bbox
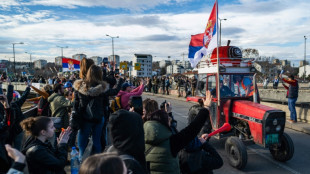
[144,92,310,135]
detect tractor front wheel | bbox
[225,137,248,169]
[269,132,294,162]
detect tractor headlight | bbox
[276,125,281,132]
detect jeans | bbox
[78,117,105,159]
[288,98,298,122]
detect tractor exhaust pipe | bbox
[253,73,258,103]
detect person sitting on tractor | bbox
[211,80,234,98]
[233,75,254,97]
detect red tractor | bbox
[187,46,294,169]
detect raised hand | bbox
[57,126,72,144]
[5,144,25,163]
[203,90,212,108]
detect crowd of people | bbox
[0,58,223,174]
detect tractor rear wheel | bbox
[269,132,294,162]
[225,137,248,169]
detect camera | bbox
[160,100,169,110]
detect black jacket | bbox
[71,79,109,129]
[6,86,30,144]
[178,142,223,174]
[21,136,68,174]
[108,110,147,174]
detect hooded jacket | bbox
[21,136,68,174]
[108,109,147,173]
[116,84,144,110]
[48,93,72,129]
[71,79,109,128]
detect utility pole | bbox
[219,18,227,46]
[106,34,119,70]
[180,53,187,62]
[25,52,32,69]
[12,42,24,76]
[56,45,68,58]
[304,36,307,81]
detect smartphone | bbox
[130,96,143,115]
[115,69,120,74]
[103,58,109,63]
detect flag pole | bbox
[216,0,220,106]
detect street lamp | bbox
[106,34,119,70]
[304,36,308,81]
[25,52,32,69]
[219,18,227,46]
[12,42,24,76]
[56,45,68,58]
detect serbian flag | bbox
[62,58,80,72]
[189,0,218,68]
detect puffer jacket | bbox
[48,93,72,129]
[21,136,68,174]
[71,79,109,129]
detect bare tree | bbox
[242,48,259,58]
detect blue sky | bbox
[0,0,309,67]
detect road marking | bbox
[247,146,301,174]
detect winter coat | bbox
[144,108,210,174]
[178,139,223,174]
[6,87,31,144]
[22,137,67,174]
[71,79,109,129]
[144,121,180,174]
[108,110,147,173]
[116,84,144,110]
[48,93,72,129]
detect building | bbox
[177,60,191,69]
[299,65,310,78]
[159,60,171,68]
[166,65,185,75]
[34,59,47,69]
[299,60,309,67]
[72,54,87,61]
[171,60,180,65]
[108,55,120,68]
[132,54,152,77]
[89,56,103,65]
[281,60,289,66]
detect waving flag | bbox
[62,58,80,72]
[189,0,218,68]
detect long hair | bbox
[79,153,125,174]
[79,58,94,79]
[143,99,159,117]
[20,116,52,137]
[85,65,103,88]
[146,109,170,129]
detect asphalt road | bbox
[142,93,310,174]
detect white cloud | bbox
[0,0,309,65]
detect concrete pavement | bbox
[143,92,310,135]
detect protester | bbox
[178,104,223,174]
[80,153,127,174]
[191,76,197,96]
[280,74,299,123]
[116,79,145,110]
[27,84,53,116]
[70,65,111,160]
[64,81,73,92]
[273,76,279,89]
[21,116,71,174]
[161,76,166,95]
[143,91,212,174]
[184,77,190,98]
[142,99,159,122]
[165,77,170,95]
[107,110,147,173]
[48,83,72,146]
[1,81,31,150]
[152,76,158,94]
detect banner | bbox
[62,58,80,72]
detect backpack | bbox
[110,96,122,112]
[84,97,103,122]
